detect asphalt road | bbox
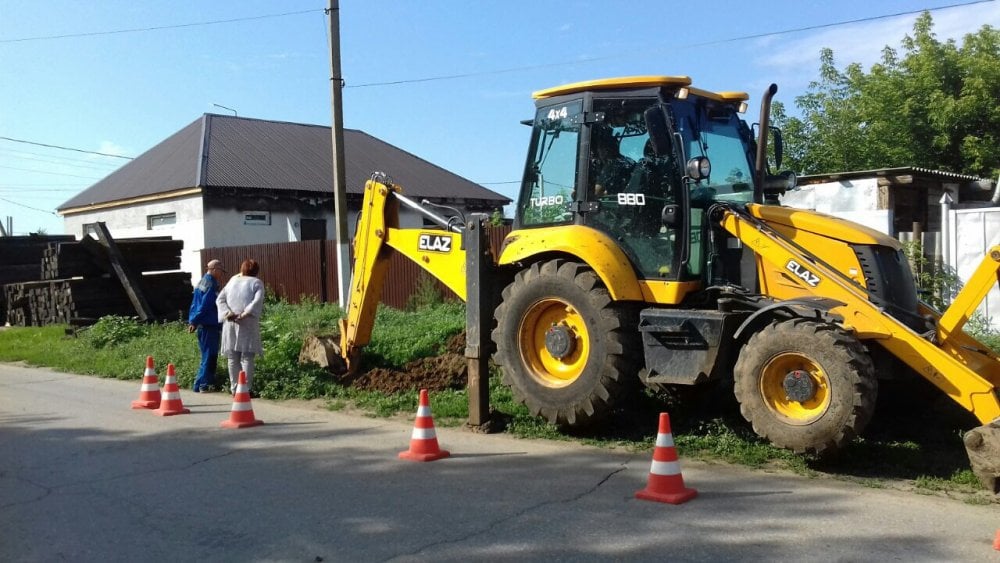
[1,363,998,562]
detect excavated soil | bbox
[348,332,469,394]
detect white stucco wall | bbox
[202,206,429,249]
[62,195,205,284]
[63,196,475,286]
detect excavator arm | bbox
[715,202,1000,492]
[338,176,468,373]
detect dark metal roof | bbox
[797,166,987,185]
[59,114,511,211]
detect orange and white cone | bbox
[153,364,190,416]
[635,412,697,505]
[220,371,263,428]
[399,389,449,462]
[130,355,161,409]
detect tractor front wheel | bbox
[492,259,636,427]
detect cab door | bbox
[583,98,686,282]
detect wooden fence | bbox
[202,225,510,309]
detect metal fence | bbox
[201,225,510,309]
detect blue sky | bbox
[1,0,998,235]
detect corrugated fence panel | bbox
[202,224,511,309]
[202,240,328,304]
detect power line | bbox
[0,183,86,187]
[0,147,122,167]
[0,187,80,192]
[0,137,133,159]
[1,152,121,172]
[346,0,993,89]
[0,165,102,180]
[0,197,57,215]
[0,9,323,44]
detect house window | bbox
[147,212,176,230]
[82,223,99,237]
[243,211,270,225]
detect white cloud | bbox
[93,141,131,161]
[754,3,1000,93]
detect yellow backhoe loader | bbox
[337,75,1000,492]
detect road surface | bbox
[1,363,997,562]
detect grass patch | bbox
[361,302,466,368]
[0,300,994,500]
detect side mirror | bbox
[771,126,784,170]
[643,106,671,156]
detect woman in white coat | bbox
[216,258,265,394]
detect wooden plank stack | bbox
[1,232,190,327]
[40,238,183,280]
[3,273,191,326]
[0,235,74,324]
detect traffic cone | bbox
[993,528,999,551]
[635,412,697,505]
[220,371,263,428]
[398,389,449,462]
[153,364,190,416]
[130,355,161,409]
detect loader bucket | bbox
[964,421,1000,495]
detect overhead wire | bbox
[1,1,991,190]
[0,137,133,159]
[0,9,323,43]
[0,148,123,166]
[345,0,994,89]
[0,165,103,180]
[0,197,57,215]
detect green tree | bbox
[774,12,1000,178]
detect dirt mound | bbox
[349,332,469,394]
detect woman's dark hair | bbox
[240,259,260,277]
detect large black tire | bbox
[491,259,637,427]
[733,318,877,455]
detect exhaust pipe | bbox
[754,83,779,193]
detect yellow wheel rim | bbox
[517,298,589,388]
[758,352,830,425]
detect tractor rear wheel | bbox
[733,318,877,455]
[492,259,637,427]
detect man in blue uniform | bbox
[188,259,225,392]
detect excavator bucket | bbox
[965,421,1000,494]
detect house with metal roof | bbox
[781,166,997,238]
[57,114,511,282]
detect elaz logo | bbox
[786,259,821,287]
[418,234,453,253]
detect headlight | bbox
[686,156,711,181]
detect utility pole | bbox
[327,0,352,308]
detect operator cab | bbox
[515,75,767,284]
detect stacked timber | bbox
[0,235,75,324]
[40,238,182,280]
[3,273,191,326]
[2,232,190,327]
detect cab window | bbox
[517,100,582,226]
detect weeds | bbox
[0,298,993,501]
